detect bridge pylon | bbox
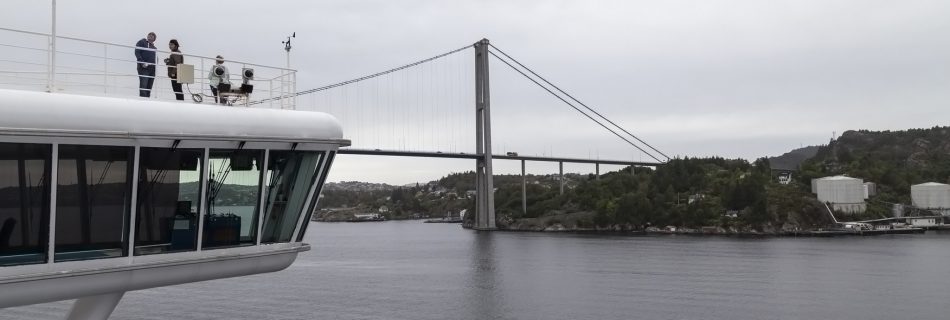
[474,39,496,230]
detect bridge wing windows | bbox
[203,149,264,249]
[134,148,203,255]
[295,152,334,242]
[55,145,133,262]
[261,151,324,243]
[0,143,51,266]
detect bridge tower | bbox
[474,39,496,230]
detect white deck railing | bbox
[0,27,296,109]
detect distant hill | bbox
[324,181,398,192]
[768,145,821,171]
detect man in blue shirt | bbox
[134,32,157,97]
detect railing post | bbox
[47,0,57,93]
[103,44,108,94]
[200,59,205,101]
[292,71,297,109]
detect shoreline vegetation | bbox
[316,127,950,236]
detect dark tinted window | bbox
[0,143,51,266]
[203,149,263,249]
[261,151,323,243]
[296,152,335,242]
[134,148,203,255]
[55,145,133,262]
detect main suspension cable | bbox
[489,44,669,162]
[249,44,473,105]
[488,50,663,163]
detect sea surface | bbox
[3,221,950,320]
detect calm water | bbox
[3,221,950,319]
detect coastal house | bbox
[905,217,943,228]
[772,169,794,185]
[777,172,792,185]
[353,213,384,221]
[688,194,704,204]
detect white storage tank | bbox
[864,182,877,197]
[911,182,950,215]
[815,176,866,213]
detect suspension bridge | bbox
[0,27,670,230]
[262,39,670,230]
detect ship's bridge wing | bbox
[0,89,346,311]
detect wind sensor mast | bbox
[282,32,295,69]
[280,32,296,109]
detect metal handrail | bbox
[0,27,295,72]
[0,26,297,108]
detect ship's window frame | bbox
[202,148,265,250]
[53,144,134,262]
[133,146,206,256]
[260,151,326,244]
[0,142,52,267]
[294,151,336,242]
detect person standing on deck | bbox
[134,32,157,97]
[208,55,230,105]
[164,39,184,100]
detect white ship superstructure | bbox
[0,25,347,319]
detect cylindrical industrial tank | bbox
[815,176,865,204]
[864,182,877,197]
[892,204,904,218]
[911,182,950,210]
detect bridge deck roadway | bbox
[336,148,660,167]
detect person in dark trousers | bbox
[164,39,184,100]
[208,55,230,105]
[135,32,157,97]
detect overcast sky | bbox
[3,0,949,185]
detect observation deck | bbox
[0,27,298,108]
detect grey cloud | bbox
[3,0,949,184]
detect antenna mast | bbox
[282,32,295,69]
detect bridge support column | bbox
[66,291,125,320]
[474,39,496,230]
[521,160,527,215]
[596,163,600,180]
[559,162,564,195]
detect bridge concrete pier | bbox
[473,39,496,230]
[559,162,564,195]
[521,160,527,215]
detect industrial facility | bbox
[813,176,867,214]
[911,182,950,216]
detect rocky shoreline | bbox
[462,211,932,237]
[463,222,931,237]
